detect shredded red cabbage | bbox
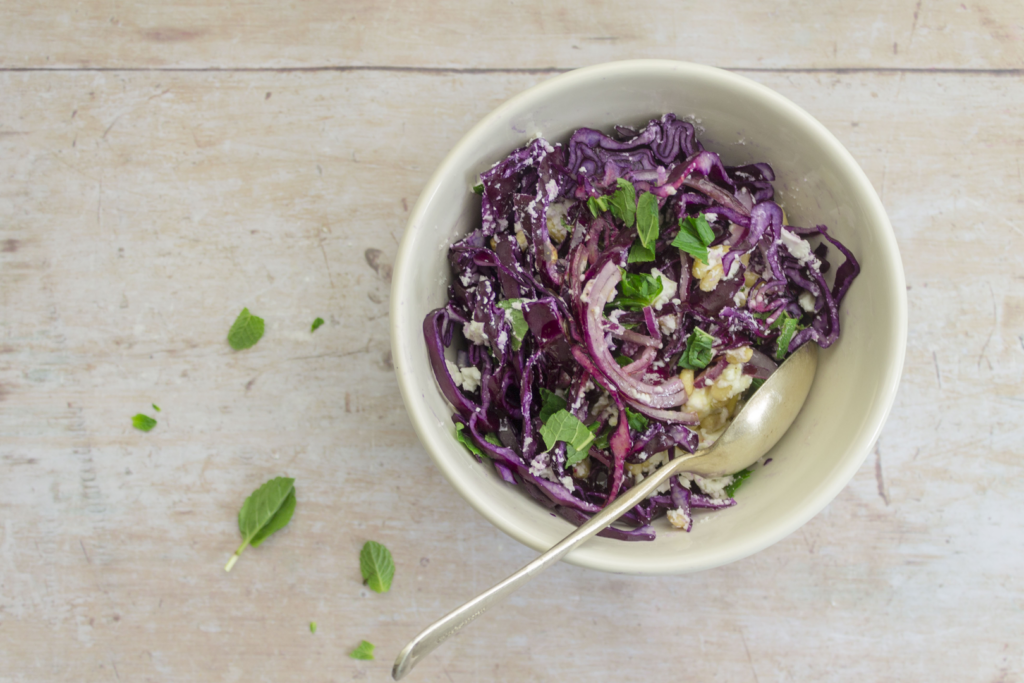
[425,114,859,540]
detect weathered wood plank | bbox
[0,69,1021,682]
[1,0,1022,71]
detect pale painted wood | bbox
[0,0,1022,71]
[0,6,1022,683]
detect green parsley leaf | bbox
[472,183,484,195]
[610,270,664,311]
[310,621,317,634]
[773,312,801,360]
[539,409,595,454]
[538,387,568,423]
[749,378,765,393]
[454,423,485,458]
[132,414,157,432]
[625,407,649,433]
[359,540,395,593]
[614,354,633,367]
[678,328,716,370]
[151,404,161,412]
[607,178,637,227]
[724,468,753,497]
[227,307,265,350]
[225,476,296,572]
[311,317,325,332]
[671,214,715,265]
[349,640,375,660]
[627,241,655,263]
[484,433,502,447]
[496,299,529,351]
[586,195,610,217]
[635,191,660,250]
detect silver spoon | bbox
[393,343,818,680]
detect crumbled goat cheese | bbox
[446,360,482,393]
[658,314,678,335]
[780,229,816,266]
[463,321,489,346]
[650,268,677,310]
[798,290,817,312]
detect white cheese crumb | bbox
[658,315,678,335]
[459,366,481,392]
[798,290,817,312]
[780,228,816,265]
[650,268,677,310]
[463,321,489,346]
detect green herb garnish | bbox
[132,414,157,432]
[496,299,530,351]
[225,476,296,572]
[472,183,484,195]
[671,213,715,265]
[454,423,485,457]
[624,407,649,433]
[772,312,801,360]
[539,409,595,454]
[586,195,609,217]
[635,191,660,250]
[349,640,375,660]
[538,387,568,423]
[359,540,395,594]
[614,354,633,367]
[607,178,637,227]
[152,404,161,412]
[311,317,325,332]
[610,270,663,311]
[724,468,753,497]
[227,307,265,350]
[484,433,502,447]
[310,622,317,634]
[627,241,656,263]
[749,378,765,393]
[678,327,716,370]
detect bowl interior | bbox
[391,61,906,575]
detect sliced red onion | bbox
[623,398,698,425]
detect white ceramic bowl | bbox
[391,60,906,575]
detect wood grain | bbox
[0,1,1022,71]
[0,6,1022,683]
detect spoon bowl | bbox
[392,343,819,680]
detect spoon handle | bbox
[391,452,699,680]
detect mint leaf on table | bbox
[678,327,716,370]
[539,409,595,454]
[360,540,395,593]
[152,404,161,412]
[635,191,660,250]
[671,214,715,265]
[224,476,296,572]
[311,317,325,332]
[309,622,317,634]
[349,640,375,660]
[132,414,157,432]
[227,307,265,350]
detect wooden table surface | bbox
[2,2,1022,681]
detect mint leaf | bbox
[678,328,716,370]
[539,409,595,453]
[565,444,587,468]
[587,195,609,217]
[773,312,801,360]
[671,214,715,265]
[454,423,484,458]
[625,407,649,433]
[311,317,325,332]
[359,540,395,593]
[610,270,663,311]
[614,354,632,367]
[225,476,296,572]
[132,414,157,432]
[472,183,484,195]
[310,622,317,634]
[627,241,655,263]
[749,378,765,393]
[607,178,637,227]
[350,640,375,660]
[484,433,502,447]
[152,404,161,412]
[496,299,529,350]
[538,387,568,423]
[227,307,265,350]
[724,468,753,497]
[635,191,660,250]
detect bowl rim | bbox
[390,59,908,574]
